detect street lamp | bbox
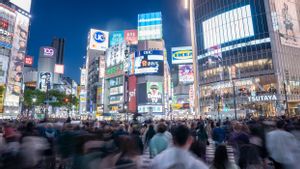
[183,0,200,117]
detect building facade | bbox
[193,0,300,118]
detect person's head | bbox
[172,125,193,149]
[276,120,285,129]
[156,123,167,133]
[216,122,220,127]
[213,145,229,169]
[238,144,262,169]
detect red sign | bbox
[24,56,33,66]
[128,75,137,113]
[124,30,138,45]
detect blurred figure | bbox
[266,120,297,169]
[150,125,208,169]
[145,124,155,147]
[149,123,168,158]
[212,122,225,146]
[210,145,238,169]
[238,144,263,169]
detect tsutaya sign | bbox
[248,95,277,102]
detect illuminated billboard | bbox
[124,30,138,45]
[138,105,162,113]
[106,42,126,68]
[128,76,137,113]
[109,31,124,47]
[0,56,9,84]
[89,29,109,51]
[171,46,192,64]
[138,12,163,40]
[40,47,56,58]
[0,6,15,49]
[38,72,52,92]
[134,50,164,75]
[80,68,86,86]
[10,0,32,12]
[202,5,254,49]
[24,56,33,66]
[273,0,300,48]
[4,12,29,109]
[54,64,64,74]
[178,65,194,83]
[147,82,163,104]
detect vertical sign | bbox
[128,75,137,113]
[124,30,138,45]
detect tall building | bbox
[193,0,300,118]
[85,29,109,115]
[51,37,65,64]
[0,0,31,115]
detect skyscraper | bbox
[51,37,65,64]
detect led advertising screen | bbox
[109,31,124,47]
[38,72,52,92]
[128,75,137,113]
[0,56,9,84]
[202,5,254,49]
[127,52,135,75]
[138,105,162,113]
[171,46,193,64]
[40,47,56,58]
[0,6,15,49]
[147,82,163,104]
[178,65,194,83]
[273,0,300,48]
[24,56,33,66]
[54,64,64,74]
[89,29,109,51]
[4,12,29,108]
[106,42,126,68]
[138,12,163,40]
[134,50,164,75]
[124,30,138,45]
[10,0,32,12]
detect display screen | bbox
[178,65,194,83]
[147,82,163,104]
[171,46,193,64]
[134,50,164,75]
[202,5,254,49]
[109,31,124,47]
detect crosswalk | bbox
[140,140,236,168]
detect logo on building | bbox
[93,31,106,43]
[43,48,54,56]
[248,95,277,102]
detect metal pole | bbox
[233,81,237,120]
[189,0,200,116]
[283,82,289,117]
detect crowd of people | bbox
[0,116,299,169]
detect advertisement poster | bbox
[99,56,105,78]
[138,12,163,40]
[24,56,33,66]
[54,64,64,74]
[134,50,164,75]
[0,85,5,113]
[147,82,163,104]
[273,0,300,48]
[4,12,29,108]
[0,56,9,84]
[9,0,32,12]
[128,76,137,112]
[38,72,52,92]
[171,46,193,64]
[109,31,124,47]
[178,65,194,83]
[124,30,138,45]
[127,52,135,75]
[106,42,126,68]
[89,29,109,51]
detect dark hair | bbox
[238,144,262,169]
[157,123,167,133]
[213,145,228,169]
[276,120,285,129]
[172,125,190,146]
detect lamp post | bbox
[184,0,200,117]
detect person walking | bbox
[149,123,169,158]
[212,122,225,146]
[210,145,239,169]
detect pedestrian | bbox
[212,122,225,146]
[210,145,239,169]
[238,144,263,169]
[149,123,169,158]
[150,124,208,169]
[145,124,155,146]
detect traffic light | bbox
[64,97,70,104]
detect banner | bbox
[0,56,9,84]
[178,65,194,83]
[171,46,192,64]
[147,82,163,104]
[128,76,137,112]
[124,30,138,45]
[273,0,300,48]
[109,31,124,47]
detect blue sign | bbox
[138,12,163,40]
[134,50,164,75]
[109,31,124,47]
[93,31,106,43]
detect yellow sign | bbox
[0,85,5,113]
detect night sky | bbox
[27,0,191,82]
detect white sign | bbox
[89,29,109,51]
[138,105,163,113]
[43,48,54,57]
[106,42,126,67]
[54,64,64,74]
[248,95,277,102]
[110,86,124,95]
[10,0,32,12]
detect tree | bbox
[23,89,46,108]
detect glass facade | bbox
[194,0,278,117]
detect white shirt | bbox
[150,147,209,169]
